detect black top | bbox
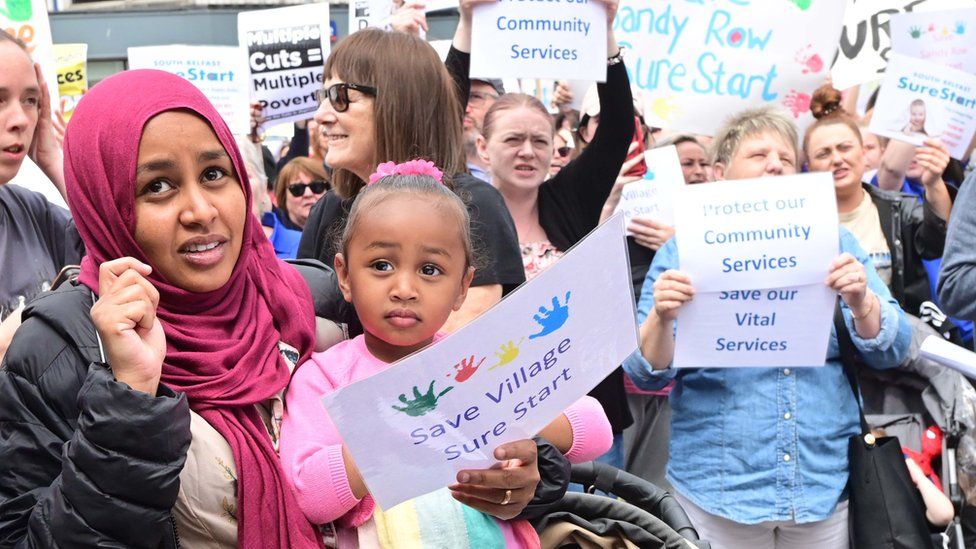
[298,173,525,294]
[0,184,83,320]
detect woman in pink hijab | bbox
[0,69,322,548]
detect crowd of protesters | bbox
[3,1,976,548]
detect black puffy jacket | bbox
[0,282,190,548]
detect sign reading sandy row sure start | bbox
[470,0,608,82]
[238,3,330,128]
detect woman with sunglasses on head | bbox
[298,0,526,335]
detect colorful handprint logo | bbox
[0,0,32,21]
[794,45,824,74]
[649,97,680,123]
[530,292,571,340]
[783,90,812,119]
[909,26,923,39]
[392,381,453,417]
[788,0,811,10]
[956,21,966,35]
[448,355,486,383]
[489,338,525,371]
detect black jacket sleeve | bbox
[0,310,190,548]
[445,46,470,117]
[538,62,634,250]
[913,192,950,261]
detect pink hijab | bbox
[63,70,321,548]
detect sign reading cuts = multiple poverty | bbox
[238,3,330,127]
[471,0,608,82]
[672,174,839,368]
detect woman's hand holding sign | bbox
[450,439,539,520]
[826,253,881,339]
[638,270,694,371]
[916,138,953,221]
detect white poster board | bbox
[613,0,845,136]
[127,45,250,136]
[868,53,976,160]
[673,173,839,292]
[831,0,976,90]
[323,215,638,509]
[471,1,608,82]
[674,283,835,368]
[613,145,683,230]
[890,8,976,73]
[238,3,330,128]
[1,0,58,110]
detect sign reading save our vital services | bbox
[672,174,838,368]
[470,1,608,82]
[53,43,87,122]
[613,0,844,136]
[612,145,683,231]
[673,173,839,293]
[238,3,330,128]
[830,0,976,91]
[128,46,250,136]
[869,53,976,160]
[2,0,58,111]
[323,215,638,510]
[890,8,976,74]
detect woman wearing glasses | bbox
[273,158,330,232]
[298,5,526,334]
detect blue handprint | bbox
[529,292,571,340]
[956,21,966,35]
[644,168,656,181]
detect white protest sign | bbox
[238,3,330,128]
[890,8,976,73]
[674,282,835,368]
[613,0,845,136]
[612,145,683,230]
[831,0,976,91]
[673,173,839,292]
[869,53,976,160]
[348,0,393,34]
[2,0,58,111]
[127,45,250,136]
[323,215,638,510]
[470,1,608,82]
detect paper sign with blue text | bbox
[612,145,683,230]
[869,53,976,160]
[238,3,330,128]
[323,215,638,510]
[128,45,250,135]
[613,0,845,136]
[890,8,976,73]
[831,0,976,91]
[674,282,835,368]
[2,0,59,111]
[470,1,608,82]
[673,173,839,293]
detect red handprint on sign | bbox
[451,355,486,383]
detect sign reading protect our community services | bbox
[673,174,839,368]
[471,0,608,82]
[238,3,330,127]
[324,215,638,510]
[613,0,845,136]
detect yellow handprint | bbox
[649,97,681,124]
[489,338,525,371]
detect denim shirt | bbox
[622,227,911,525]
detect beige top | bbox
[839,189,892,287]
[171,342,296,549]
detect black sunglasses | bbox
[287,180,328,197]
[555,146,573,158]
[314,83,378,112]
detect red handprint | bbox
[451,355,486,383]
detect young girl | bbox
[280,160,613,547]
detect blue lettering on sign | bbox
[704,10,773,51]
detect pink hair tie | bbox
[368,159,444,184]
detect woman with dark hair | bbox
[298,8,525,334]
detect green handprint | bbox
[909,26,922,39]
[0,0,32,22]
[788,0,811,10]
[391,380,453,417]
[489,338,525,371]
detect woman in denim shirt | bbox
[623,106,912,549]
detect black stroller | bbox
[533,461,710,549]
